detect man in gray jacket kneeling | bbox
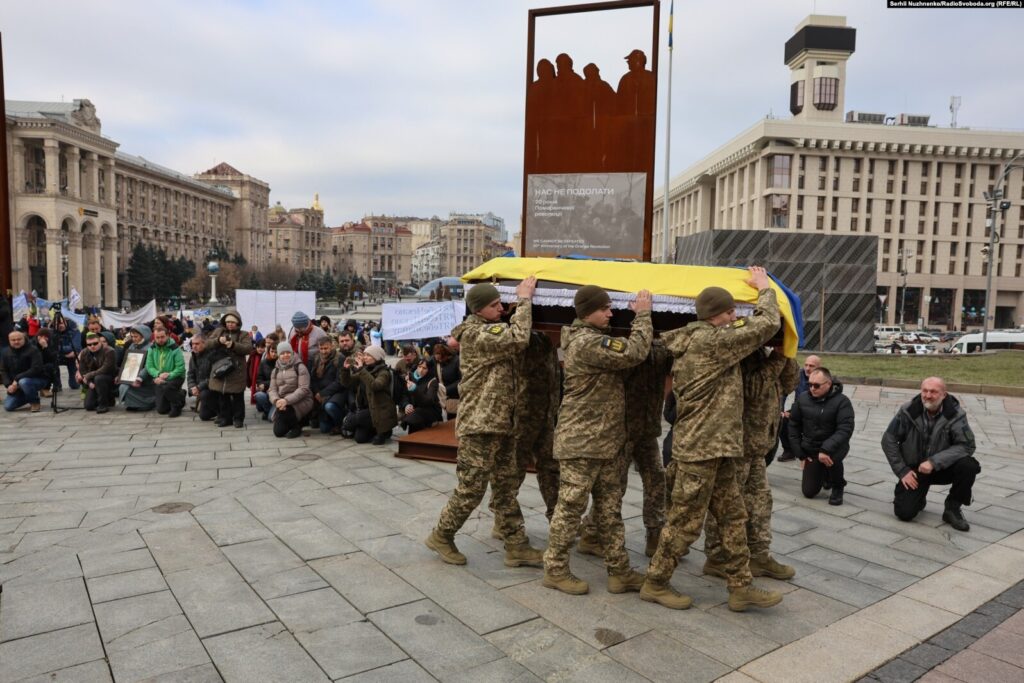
[881,377,980,532]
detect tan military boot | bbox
[644,527,662,558]
[608,568,646,594]
[491,523,502,540]
[702,559,729,579]
[424,529,467,565]
[576,536,603,557]
[542,571,590,595]
[504,543,544,568]
[750,555,796,580]
[640,580,693,610]
[728,584,783,612]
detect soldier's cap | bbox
[625,49,646,61]
[574,284,611,319]
[467,283,501,313]
[695,286,735,320]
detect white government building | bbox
[653,15,1024,331]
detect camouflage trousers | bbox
[704,451,773,563]
[489,422,560,522]
[543,457,630,577]
[647,457,752,589]
[581,436,666,537]
[436,434,528,547]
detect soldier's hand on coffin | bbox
[745,266,770,291]
[630,290,652,313]
[515,276,537,299]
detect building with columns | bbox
[5,99,271,306]
[328,219,413,288]
[267,198,327,272]
[194,163,270,268]
[653,15,1024,331]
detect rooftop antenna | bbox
[949,95,961,128]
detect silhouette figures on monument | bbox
[525,49,655,174]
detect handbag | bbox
[435,363,459,417]
[211,357,235,380]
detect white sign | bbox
[235,289,316,339]
[382,301,467,340]
[101,300,158,331]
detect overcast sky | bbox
[5,0,1022,231]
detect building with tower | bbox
[654,15,1024,332]
[267,196,327,272]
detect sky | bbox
[4,0,1023,232]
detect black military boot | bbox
[942,499,970,532]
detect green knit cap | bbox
[695,286,735,320]
[574,285,611,319]
[467,284,501,313]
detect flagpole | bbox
[660,3,674,263]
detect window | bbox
[852,198,860,212]
[797,196,804,210]
[852,178,860,192]
[851,217,858,231]
[831,216,838,231]
[818,176,826,191]
[886,179,894,193]
[953,204,960,218]
[769,155,791,188]
[955,163,963,179]
[816,216,824,231]
[813,77,838,110]
[817,197,826,211]
[853,158,862,174]
[885,219,892,233]
[820,157,828,172]
[886,200,894,214]
[922,162,930,177]
[921,181,928,195]
[833,177,839,191]
[832,197,839,212]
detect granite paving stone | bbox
[163,561,276,637]
[310,551,424,614]
[220,537,328,599]
[605,629,731,682]
[336,659,435,682]
[0,623,106,681]
[15,659,113,683]
[85,566,168,604]
[0,576,94,642]
[203,621,330,682]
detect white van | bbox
[874,325,903,340]
[950,331,1024,353]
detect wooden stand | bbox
[396,420,459,464]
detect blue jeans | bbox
[4,377,49,411]
[254,391,275,420]
[319,400,345,433]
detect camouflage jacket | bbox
[553,311,653,460]
[662,288,780,462]
[624,340,673,440]
[740,350,799,455]
[450,299,532,437]
[513,331,560,438]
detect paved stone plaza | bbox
[0,384,1022,682]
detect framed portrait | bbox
[120,350,146,384]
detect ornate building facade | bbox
[267,198,327,272]
[329,219,412,288]
[5,99,271,306]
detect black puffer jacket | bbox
[787,380,855,462]
[187,348,213,393]
[881,394,976,478]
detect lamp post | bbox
[981,152,1024,351]
[207,260,220,305]
[60,232,69,301]
[898,247,913,327]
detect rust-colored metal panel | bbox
[522,0,660,262]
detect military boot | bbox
[728,584,784,612]
[424,529,467,565]
[504,543,544,568]
[702,559,729,579]
[644,527,662,558]
[640,580,693,610]
[750,555,796,580]
[576,535,603,557]
[491,522,502,540]
[607,568,645,594]
[542,571,589,595]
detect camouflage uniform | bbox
[543,311,653,577]
[434,299,533,548]
[581,342,671,538]
[490,331,561,523]
[704,350,799,564]
[646,289,780,590]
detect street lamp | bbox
[898,247,913,327]
[982,151,1024,351]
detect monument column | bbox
[44,140,60,196]
[11,139,26,194]
[66,146,81,199]
[103,235,119,307]
[67,231,84,302]
[82,233,102,306]
[45,229,64,299]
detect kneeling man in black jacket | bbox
[881,377,979,532]
[788,367,855,506]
